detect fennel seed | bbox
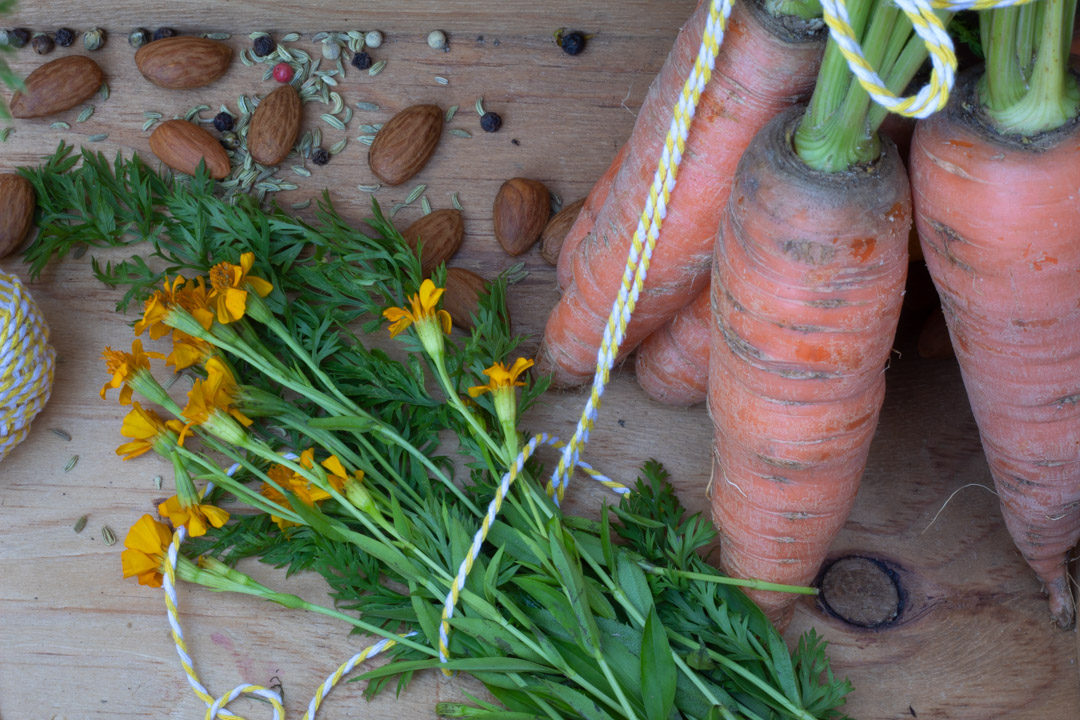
[357,135,375,145]
[368,60,386,76]
[329,138,348,155]
[50,121,71,130]
[281,32,301,43]
[76,105,95,123]
[50,428,72,441]
[291,199,312,210]
[153,475,163,490]
[405,183,427,204]
[73,515,88,534]
[445,105,458,122]
[451,192,463,211]
[64,455,79,472]
[101,526,117,546]
[434,76,449,86]
[355,101,380,111]
[292,165,312,177]
[449,128,472,138]
[421,196,432,215]
[329,91,344,115]
[0,128,12,143]
[357,183,381,193]
[88,134,108,142]
[321,113,346,131]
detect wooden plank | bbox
[2,2,1078,718]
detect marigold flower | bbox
[166,330,213,371]
[116,402,184,460]
[260,459,332,532]
[179,357,252,445]
[382,279,452,338]
[134,276,187,339]
[101,339,164,405]
[175,275,215,330]
[208,252,273,324]
[157,495,230,538]
[120,514,174,588]
[467,357,535,398]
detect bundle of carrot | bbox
[910,0,1080,628]
[539,0,827,386]
[705,0,951,627]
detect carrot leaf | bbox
[641,606,678,720]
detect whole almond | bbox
[149,120,231,179]
[493,178,550,256]
[9,55,104,119]
[442,267,490,331]
[368,104,443,186]
[540,197,585,265]
[402,209,464,275]
[247,84,302,167]
[135,37,233,89]
[0,173,36,259]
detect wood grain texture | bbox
[1,2,1078,718]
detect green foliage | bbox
[24,142,852,720]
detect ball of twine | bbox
[0,270,56,463]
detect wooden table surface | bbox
[2,2,1078,718]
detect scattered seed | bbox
[358,123,381,134]
[73,516,88,534]
[390,202,407,217]
[281,32,301,43]
[101,526,117,546]
[312,31,331,44]
[72,244,88,259]
[98,82,110,101]
[475,97,486,116]
[355,101,380,111]
[88,133,108,142]
[311,127,322,149]
[240,48,254,66]
[445,105,458,122]
[451,192,463,211]
[55,28,77,47]
[0,128,12,143]
[185,104,210,122]
[142,118,158,132]
[238,96,251,115]
[421,196,432,215]
[50,428,72,441]
[357,183,381,193]
[341,105,353,125]
[405,183,427,204]
[292,165,312,177]
[153,27,178,42]
[329,138,348,155]
[291,199,312,210]
[480,111,502,133]
[64,455,79,472]
[435,76,449,86]
[427,29,447,50]
[321,113,346,131]
[311,147,330,165]
[329,91,344,115]
[364,30,383,48]
[204,31,232,41]
[550,191,563,212]
[322,39,341,61]
[50,121,71,130]
[83,28,106,52]
[32,33,55,55]
[153,475,163,490]
[143,110,163,120]
[449,128,472,138]
[129,28,152,48]
[357,135,375,145]
[368,60,386,76]
[76,105,95,123]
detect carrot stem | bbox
[765,0,822,20]
[794,0,950,171]
[981,0,1079,135]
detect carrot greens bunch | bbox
[21,142,852,720]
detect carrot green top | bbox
[794,0,951,172]
[979,0,1079,135]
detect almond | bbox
[9,55,104,119]
[0,173,36,259]
[493,178,550,256]
[442,267,490,331]
[134,37,233,89]
[402,209,464,275]
[149,120,231,179]
[368,104,443,186]
[247,84,302,167]
[539,197,585,265]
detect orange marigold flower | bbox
[174,275,215,331]
[121,514,174,588]
[208,252,273,324]
[178,357,252,445]
[134,276,186,339]
[259,459,332,532]
[157,495,230,538]
[166,330,213,371]
[467,357,534,398]
[382,279,451,338]
[116,402,184,460]
[101,339,164,405]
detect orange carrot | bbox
[708,105,911,627]
[538,0,825,387]
[911,47,1080,627]
[634,287,710,406]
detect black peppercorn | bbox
[9,28,30,48]
[559,30,586,55]
[152,27,178,42]
[311,147,330,166]
[480,111,502,133]
[351,51,372,70]
[252,34,275,57]
[213,112,235,133]
[31,33,54,55]
[55,27,76,47]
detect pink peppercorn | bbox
[272,62,294,83]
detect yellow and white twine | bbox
[159,0,1048,710]
[0,271,55,463]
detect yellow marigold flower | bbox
[175,275,215,330]
[319,453,357,493]
[134,276,187,339]
[259,459,332,532]
[116,402,184,460]
[467,357,535,398]
[101,339,164,405]
[208,251,273,324]
[157,495,230,538]
[166,330,213,371]
[121,514,174,588]
[382,279,452,338]
[179,357,252,445]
